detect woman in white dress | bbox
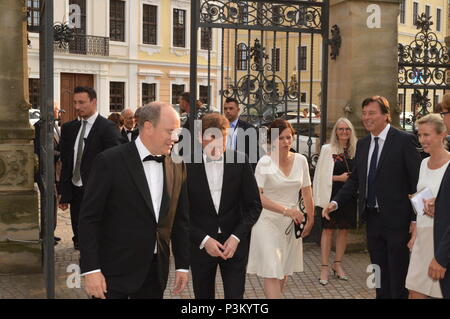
[406,114,450,299]
[247,119,315,299]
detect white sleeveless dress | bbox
[247,154,311,279]
[405,157,450,298]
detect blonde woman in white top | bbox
[406,114,450,299]
[313,117,358,285]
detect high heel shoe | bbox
[332,261,349,281]
[318,264,329,286]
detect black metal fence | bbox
[398,13,450,132]
[54,34,109,56]
[190,0,329,169]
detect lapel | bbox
[376,126,396,174]
[219,155,233,215]
[83,115,101,154]
[437,165,450,199]
[359,135,371,187]
[123,142,157,222]
[71,119,81,147]
[158,157,172,224]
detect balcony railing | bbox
[54,34,109,56]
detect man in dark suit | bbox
[186,113,262,299]
[424,102,450,298]
[322,96,422,299]
[59,87,122,250]
[120,108,139,142]
[223,97,259,166]
[79,102,190,299]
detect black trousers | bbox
[366,208,410,299]
[104,255,164,299]
[70,184,84,244]
[190,234,248,299]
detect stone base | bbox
[0,188,42,274]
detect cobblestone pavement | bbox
[0,209,375,299]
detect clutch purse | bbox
[285,213,307,239]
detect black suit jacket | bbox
[121,127,139,143]
[59,115,122,203]
[234,119,259,166]
[186,150,262,261]
[79,142,190,294]
[333,126,421,229]
[435,165,450,297]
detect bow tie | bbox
[205,156,223,163]
[126,130,133,134]
[143,154,165,163]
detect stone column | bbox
[328,0,400,137]
[0,0,41,273]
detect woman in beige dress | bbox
[406,114,450,299]
[247,119,315,299]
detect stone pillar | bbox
[328,0,400,137]
[0,0,41,273]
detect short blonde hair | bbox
[442,93,450,111]
[416,113,447,135]
[329,117,357,158]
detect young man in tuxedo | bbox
[59,87,122,250]
[186,113,262,299]
[79,102,190,299]
[120,108,139,142]
[322,96,422,299]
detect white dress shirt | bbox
[72,112,98,186]
[199,153,240,250]
[82,136,188,276]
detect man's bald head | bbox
[121,108,135,130]
[138,102,179,130]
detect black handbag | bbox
[285,213,307,239]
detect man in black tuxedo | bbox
[79,102,190,299]
[424,101,450,298]
[59,87,122,250]
[186,113,262,299]
[322,96,421,299]
[120,108,139,142]
[223,97,259,166]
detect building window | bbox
[298,46,307,71]
[300,93,306,103]
[143,4,157,45]
[142,83,156,105]
[273,5,282,24]
[434,95,440,110]
[110,82,125,112]
[173,9,186,48]
[200,27,212,50]
[399,0,406,24]
[272,48,280,72]
[237,43,248,71]
[110,0,125,42]
[172,84,185,105]
[425,5,430,19]
[398,93,405,110]
[413,2,419,26]
[70,0,87,34]
[199,85,210,105]
[437,8,442,32]
[29,79,40,109]
[238,3,248,23]
[27,0,40,32]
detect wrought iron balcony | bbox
[54,34,109,56]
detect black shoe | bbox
[74,242,79,250]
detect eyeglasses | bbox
[337,128,352,132]
[440,111,450,118]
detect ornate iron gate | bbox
[398,13,450,132]
[189,0,330,168]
